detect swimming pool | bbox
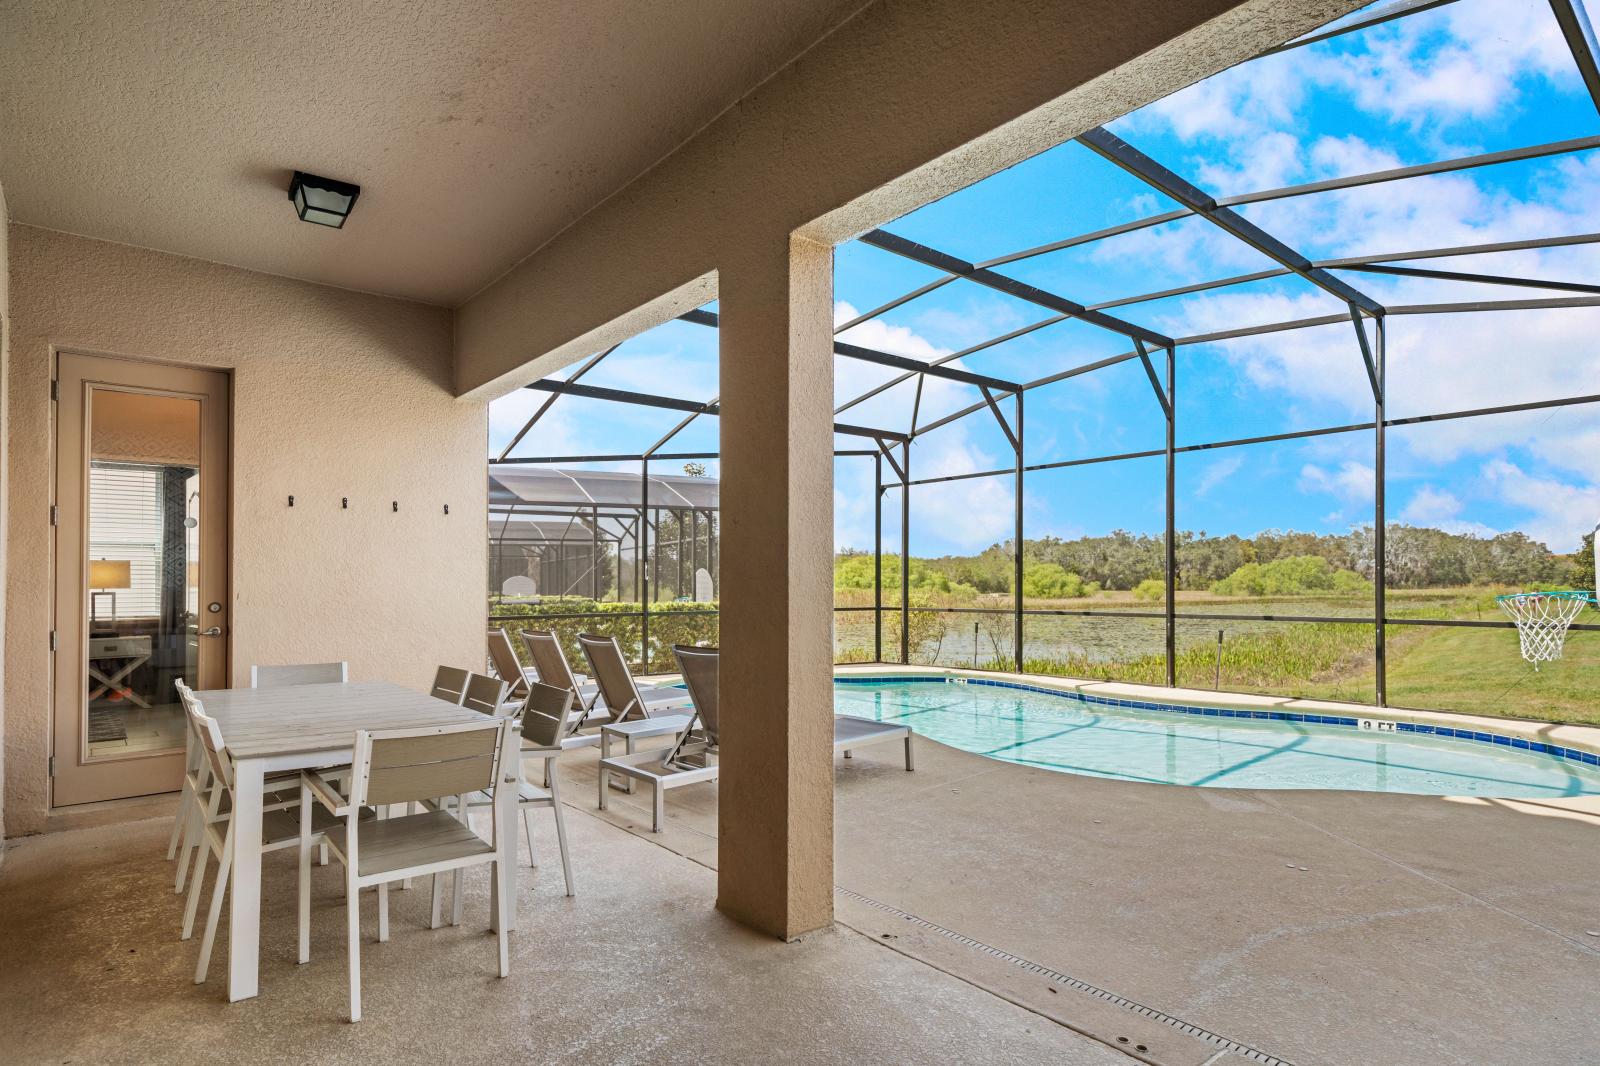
[834,677,1600,798]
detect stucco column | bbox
[715,235,835,938]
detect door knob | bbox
[201,626,222,637]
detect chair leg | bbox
[377,883,390,942]
[522,808,537,867]
[194,825,233,984]
[597,765,608,811]
[652,784,665,833]
[181,835,210,940]
[166,778,193,860]
[298,783,312,965]
[175,803,202,893]
[429,873,443,930]
[905,735,915,771]
[494,861,509,978]
[347,874,362,1023]
[451,868,464,927]
[321,839,329,866]
[550,777,576,889]
[844,749,853,759]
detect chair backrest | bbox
[351,719,513,809]
[430,665,471,704]
[251,661,349,687]
[486,628,529,695]
[577,633,645,723]
[662,645,719,767]
[181,689,233,793]
[462,672,510,716]
[672,645,720,747]
[521,682,573,750]
[520,630,581,694]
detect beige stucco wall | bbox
[4,225,484,836]
[1,180,10,844]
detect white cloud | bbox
[1299,460,1375,505]
[1193,454,1244,497]
[1398,484,1498,537]
[1481,459,1600,553]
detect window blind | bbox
[89,461,165,618]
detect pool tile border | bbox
[834,673,1600,770]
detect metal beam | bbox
[1134,339,1172,419]
[1258,0,1460,58]
[1349,307,1382,403]
[1077,126,1385,317]
[859,229,1174,347]
[524,377,909,441]
[1549,0,1600,117]
[1342,261,1600,295]
[497,343,618,460]
[978,136,1600,274]
[833,340,1022,392]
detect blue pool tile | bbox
[1511,738,1529,749]
[1493,735,1511,746]
[1396,722,1416,732]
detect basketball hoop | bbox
[1496,590,1596,670]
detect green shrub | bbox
[1132,578,1165,601]
[1210,555,1371,597]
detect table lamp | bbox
[89,559,131,631]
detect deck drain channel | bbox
[836,886,1294,1066]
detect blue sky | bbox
[491,0,1600,559]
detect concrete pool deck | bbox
[574,710,1600,1065]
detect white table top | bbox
[193,680,491,761]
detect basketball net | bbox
[1496,591,1594,670]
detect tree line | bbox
[846,525,1596,595]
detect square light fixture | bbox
[288,170,361,228]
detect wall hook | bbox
[443,504,450,515]
[392,501,399,513]
[288,495,294,507]
[342,497,349,509]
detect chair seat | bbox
[833,714,910,749]
[338,810,494,878]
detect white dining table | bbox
[194,681,522,1002]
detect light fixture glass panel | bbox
[301,207,347,228]
[301,184,351,212]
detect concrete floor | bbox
[10,732,1600,1065]
[575,734,1600,1066]
[0,798,1127,1066]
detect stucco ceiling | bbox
[0,0,864,306]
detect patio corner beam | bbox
[1348,307,1382,403]
[1076,126,1385,318]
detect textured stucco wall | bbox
[4,225,483,835]
[1,181,10,846]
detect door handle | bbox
[201,626,223,637]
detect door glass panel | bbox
[84,390,200,760]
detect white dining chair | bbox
[438,680,575,895]
[177,687,337,986]
[461,673,510,716]
[299,717,519,1022]
[251,661,349,687]
[430,665,471,704]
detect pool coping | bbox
[832,664,1600,771]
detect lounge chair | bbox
[575,632,694,723]
[486,628,539,702]
[598,644,720,832]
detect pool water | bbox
[835,679,1600,798]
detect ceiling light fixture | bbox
[287,170,361,228]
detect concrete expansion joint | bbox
[834,885,1295,1066]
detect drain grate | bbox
[836,886,1295,1066]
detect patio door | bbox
[52,353,231,807]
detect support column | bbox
[717,237,835,939]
